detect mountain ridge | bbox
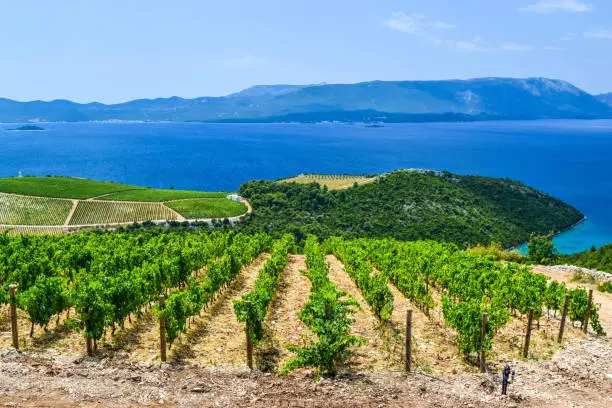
[597,92,612,108]
[1,77,611,123]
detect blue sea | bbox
[1,120,611,254]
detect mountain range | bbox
[597,92,612,108]
[1,77,611,123]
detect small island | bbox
[8,125,45,131]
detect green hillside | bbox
[557,244,612,273]
[238,170,584,247]
[99,189,227,201]
[0,176,141,199]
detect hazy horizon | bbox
[1,0,611,103]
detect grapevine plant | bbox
[284,235,365,375]
[234,233,296,344]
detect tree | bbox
[527,233,557,265]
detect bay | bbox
[1,120,610,254]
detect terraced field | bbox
[69,201,181,225]
[0,176,248,232]
[0,193,72,225]
[0,226,68,236]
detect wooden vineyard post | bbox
[159,295,167,362]
[245,301,253,370]
[405,309,412,373]
[479,312,488,373]
[558,295,570,343]
[86,335,93,356]
[583,289,593,334]
[9,284,19,350]
[523,308,534,358]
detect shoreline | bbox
[510,215,588,253]
[2,118,612,126]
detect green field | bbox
[166,198,247,219]
[100,188,228,202]
[0,193,72,225]
[0,176,141,199]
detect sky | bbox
[1,0,611,103]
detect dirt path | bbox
[63,200,79,226]
[166,254,270,367]
[533,265,612,333]
[258,255,311,371]
[162,204,187,221]
[85,190,140,200]
[325,255,392,371]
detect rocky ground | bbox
[0,337,609,408]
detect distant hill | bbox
[1,77,611,123]
[597,92,612,108]
[236,169,584,247]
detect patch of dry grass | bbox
[278,174,376,190]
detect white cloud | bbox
[223,54,270,70]
[431,21,456,29]
[520,0,591,13]
[383,12,540,53]
[454,40,535,52]
[583,29,612,39]
[382,12,454,45]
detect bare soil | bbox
[257,255,312,371]
[170,253,270,367]
[326,255,397,371]
[533,265,612,332]
[0,337,609,407]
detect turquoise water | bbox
[1,120,611,253]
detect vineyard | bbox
[278,174,377,190]
[0,176,248,230]
[68,200,180,225]
[0,229,606,380]
[0,193,73,225]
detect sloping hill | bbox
[597,92,612,108]
[1,78,610,122]
[237,170,584,247]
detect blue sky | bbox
[1,0,611,103]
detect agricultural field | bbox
[99,188,228,202]
[0,230,609,407]
[0,226,68,236]
[0,176,140,199]
[166,198,248,219]
[0,193,72,225]
[0,176,244,229]
[69,200,180,225]
[278,173,377,190]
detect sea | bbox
[1,120,611,254]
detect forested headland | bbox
[236,170,584,248]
